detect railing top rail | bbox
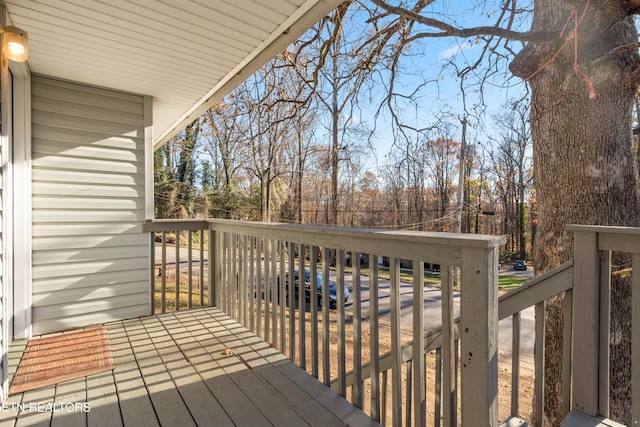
[566,224,640,235]
[207,219,506,249]
[567,224,640,253]
[498,260,574,320]
[143,219,209,232]
[208,219,505,265]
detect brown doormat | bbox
[9,327,114,395]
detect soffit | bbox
[3,0,341,148]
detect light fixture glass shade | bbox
[2,26,28,62]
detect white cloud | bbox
[437,41,474,62]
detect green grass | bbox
[497,274,529,291]
[154,270,208,313]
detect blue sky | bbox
[361,36,528,163]
[346,1,531,162]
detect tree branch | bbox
[369,0,556,42]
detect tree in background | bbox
[301,1,384,225]
[425,136,459,231]
[154,119,202,219]
[201,100,248,219]
[489,100,532,259]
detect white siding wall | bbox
[31,76,150,334]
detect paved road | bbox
[333,267,535,362]
[155,245,536,361]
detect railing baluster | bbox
[454,338,459,427]
[534,301,545,426]
[563,288,573,418]
[232,234,238,319]
[381,370,388,425]
[511,312,521,417]
[298,244,306,369]
[406,360,412,427]
[263,238,270,341]
[337,249,346,397]
[175,230,180,311]
[242,235,249,326]
[237,234,244,323]
[599,249,612,419]
[322,247,330,386]
[288,242,295,360]
[161,231,167,314]
[187,231,193,309]
[390,257,402,425]
[256,238,263,340]
[310,247,319,379]
[222,232,228,315]
[249,236,255,333]
[209,228,217,309]
[435,348,442,427]
[369,255,381,422]
[199,231,204,306]
[274,241,287,354]
[352,253,362,408]
[271,239,278,347]
[441,265,455,427]
[413,261,426,427]
[221,232,228,314]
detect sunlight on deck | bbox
[1,308,378,427]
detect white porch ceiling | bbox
[3,0,342,148]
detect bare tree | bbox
[425,136,460,231]
[298,1,383,225]
[489,100,532,258]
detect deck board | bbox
[50,378,87,427]
[2,307,379,427]
[85,370,122,427]
[109,323,158,427]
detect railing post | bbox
[460,245,499,426]
[570,228,600,416]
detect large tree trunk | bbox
[510,1,640,425]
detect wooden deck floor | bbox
[0,308,379,427]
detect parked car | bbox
[278,270,349,308]
[513,260,527,271]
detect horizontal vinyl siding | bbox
[31,75,150,334]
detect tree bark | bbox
[510,1,640,424]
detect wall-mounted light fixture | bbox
[1,25,27,62]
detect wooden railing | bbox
[142,220,639,426]
[498,261,574,425]
[142,219,209,313]
[333,260,575,426]
[565,225,640,426]
[206,219,504,426]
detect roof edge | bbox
[154,0,344,150]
